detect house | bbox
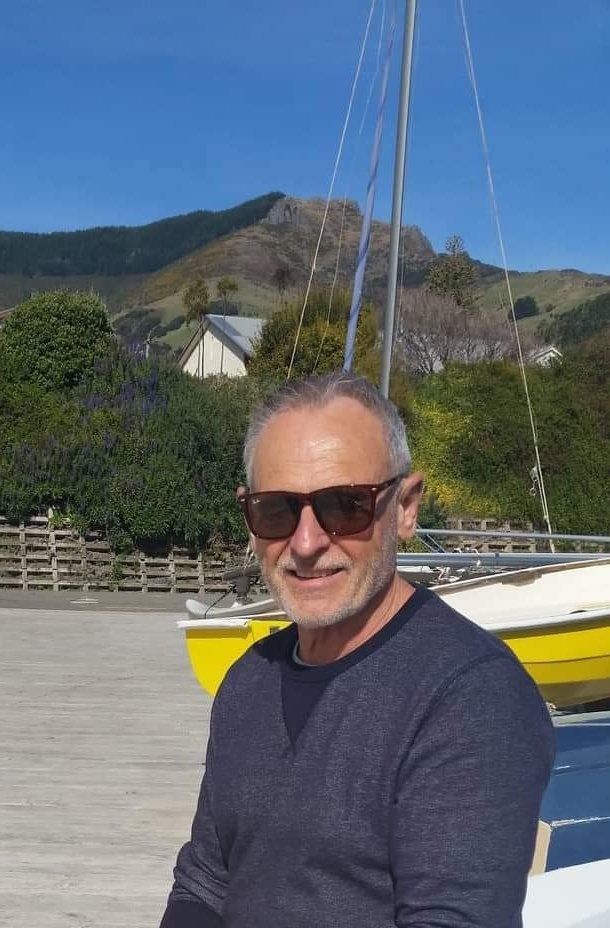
[528,345,563,367]
[179,314,264,378]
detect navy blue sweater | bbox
[161,588,554,927]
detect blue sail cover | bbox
[343,10,396,372]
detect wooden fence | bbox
[3,513,590,593]
[0,515,237,593]
[444,518,537,553]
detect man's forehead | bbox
[262,397,384,441]
[250,398,390,487]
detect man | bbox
[161,371,554,928]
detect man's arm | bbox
[390,655,555,927]
[159,707,229,927]
[160,899,222,928]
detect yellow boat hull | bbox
[185,614,610,707]
[503,618,610,708]
[185,619,290,696]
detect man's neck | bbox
[296,574,415,665]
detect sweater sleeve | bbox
[390,655,555,928]
[160,702,230,925]
[159,899,223,927]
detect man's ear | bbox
[396,472,424,541]
[236,486,259,552]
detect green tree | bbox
[0,290,113,391]
[217,276,239,309]
[513,296,539,320]
[248,288,377,385]
[184,278,210,378]
[272,265,292,303]
[217,276,239,374]
[425,234,478,310]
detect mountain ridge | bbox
[0,192,284,277]
[1,193,609,351]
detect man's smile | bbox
[284,566,346,588]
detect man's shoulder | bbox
[401,587,511,657]
[388,587,531,694]
[392,589,552,746]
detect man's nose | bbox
[289,503,331,558]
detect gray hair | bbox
[244,371,411,486]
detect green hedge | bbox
[1,289,608,547]
[410,351,609,534]
[0,349,256,550]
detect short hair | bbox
[243,371,411,486]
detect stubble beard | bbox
[259,518,399,630]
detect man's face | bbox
[247,397,419,629]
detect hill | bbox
[0,192,283,277]
[112,196,435,349]
[2,193,610,353]
[476,266,610,333]
[540,291,610,346]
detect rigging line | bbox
[457,0,555,548]
[344,2,396,371]
[312,199,346,373]
[287,0,378,380]
[313,0,388,375]
[359,0,387,135]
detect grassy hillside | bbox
[541,291,610,346]
[2,192,609,354]
[108,199,610,354]
[113,197,435,353]
[477,268,610,331]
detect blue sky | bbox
[2,0,609,272]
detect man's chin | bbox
[265,570,349,619]
[275,586,357,629]
[284,606,354,630]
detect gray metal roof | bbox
[206,314,264,358]
[179,313,265,366]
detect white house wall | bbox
[182,329,246,378]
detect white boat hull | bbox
[523,857,610,927]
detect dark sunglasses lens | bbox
[246,493,300,539]
[314,487,374,535]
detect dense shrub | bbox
[513,296,539,319]
[410,356,609,534]
[0,342,257,549]
[0,290,113,391]
[248,288,377,385]
[1,284,608,547]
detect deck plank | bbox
[0,605,211,928]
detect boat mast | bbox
[380,0,418,398]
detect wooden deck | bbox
[0,602,212,927]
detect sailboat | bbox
[178,1,610,705]
[180,557,610,703]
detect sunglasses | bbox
[237,473,406,540]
